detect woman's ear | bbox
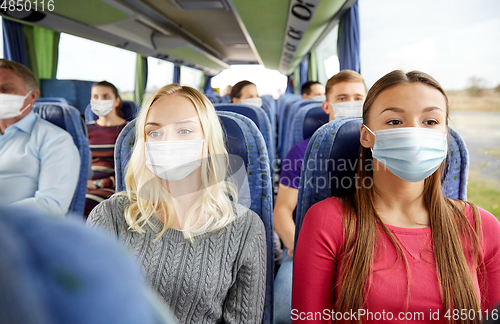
[232,97,241,104]
[360,124,375,149]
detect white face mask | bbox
[91,99,114,116]
[331,101,364,119]
[310,95,326,102]
[0,91,32,119]
[145,140,204,182]
[241,97,262,108]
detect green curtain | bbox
[22,25,60,85]
[22,25,39,84]
[308,49,318,82]
[134,54,148,105]
[34,26,60,79]
[293,68,300,94]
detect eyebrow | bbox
[336,93,364,97]
[174,119,196,125]
[144,119,196,127]
[422,106,444,113]
[380,107,405,114]
[380,106,444,115]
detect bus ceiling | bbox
[0,0,358,76]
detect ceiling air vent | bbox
[171,0,229,11]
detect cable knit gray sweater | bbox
[87,195,266,324]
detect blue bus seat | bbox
[220,95,231,103]
[40,79,94,115]
[32,104,90,217]
[294,117,470,244]
[0,205,177,324]
[261,95,277,139]
[282,103,326,158]
[277,96,302,160]
[206,94,221,104]
[84,100,139,123]
[114,113,274,324]
[35,97,68,104]
[213,103,275,171]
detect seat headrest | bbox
[303,106,329,139]
[218,114,249,171]
[214,104,260,128]
[32,105,67,131]
[327,118,363,197]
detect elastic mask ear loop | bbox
[20,91,32,115]
[363,124,375,153]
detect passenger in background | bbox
[293,70,500,323]
[0,59,80,215]
[85,81,127,217]
[300,81,325,101]
[273,70,366,324]
[87,84,266,323]
[231,80,262,108]
[275,70,366,259]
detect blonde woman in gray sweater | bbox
[87,84,266,323]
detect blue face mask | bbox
[364,125,448,182]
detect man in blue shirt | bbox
[0,59,80,215]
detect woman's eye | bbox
[387,120,402,125]
[179,129,192,135]
[147,131,161,138]
[355,97,364,101]
[424,120,438,126]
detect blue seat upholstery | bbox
[40,79,94,115]
[283,103,326,158]
[84,100,139,123]
[294,117,470,244]
[0,205,177,324]
[220,95,231,103]
[261,95,277,139]
[214,103,275,171]
[31,104,90,217]
[205,94,221,104]
[277,95,301,160]
[35,97,68,104]
[114,113,274,324]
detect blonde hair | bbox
[121,84,238,241]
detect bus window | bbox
[180,65,203,91]
[144,57,174,104]
[315,25,340,85]
[57,33,135,100]
[211,65,287,98]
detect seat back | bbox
[261,95,277,141]
[40,79,94,115]
[213,103,275,169]
[206,94,221,104]
[294,118,470,245]
[114,114,274,324]
[283,103,326,158]
[36,97,68,104]
[85,100,139,123]
[277,96,304,159]
[32,104,90,217]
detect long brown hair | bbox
[337,70,483,323]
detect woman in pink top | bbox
[292,70,500,324]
